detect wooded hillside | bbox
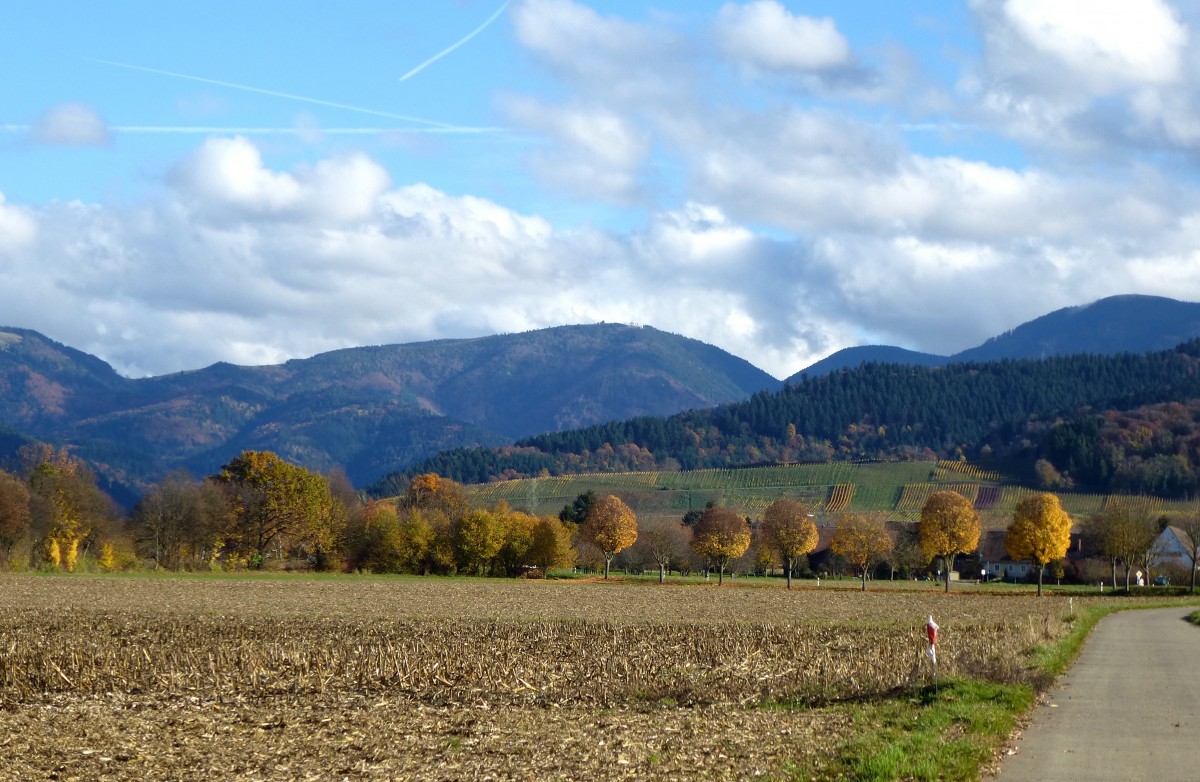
[380,341,1200,498]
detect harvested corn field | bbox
[0,574,1085,780]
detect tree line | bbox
[1,443,1191,593]
[0,447,581,577]
[375,341,1200,497]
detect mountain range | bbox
[1,293,1198,500]
[789,294,1200,380]
[0,323,775,498]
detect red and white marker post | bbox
[926,615,939,690]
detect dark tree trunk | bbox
[784,556,793,590]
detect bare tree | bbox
[1170,509,1200,593]
[635,518,690,583]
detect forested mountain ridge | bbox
[379,341,1200,498]
[0,324,777,496]
[789,295,1200,380]
[6,294,1200,503]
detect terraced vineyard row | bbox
[459,460,1195,526]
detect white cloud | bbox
[511,0,687,104]
[1002,0,1186,90]
[962,0,1194,154]
[0,194,37,250]
[716,2,852,73]
[30,103,111,146]
[171,136,391,222]
[503,96,651,203]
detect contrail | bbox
[400,1,511,82]
[4,125,491,135]
[87,58,494,131]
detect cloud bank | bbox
[5,0,1200,381]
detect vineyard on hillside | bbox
[460,460,1193,527]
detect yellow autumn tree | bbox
[830,513,893,592]
[581,494,638,580]
[690,506,751,585]
[455,507,506,576]
[45,537,61,569]
[97,542,117,572]
[22,444,115,572]
[919,490,981,593]
[760,498,818,590]
[1006,493,1072,596]
[527,516,577,575]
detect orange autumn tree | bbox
[1006,493,1072,596]
[830,513,893,592]
[690,506,751,585]
[581,494,638,580]
[919,490,981,593]
[760,497,818,589]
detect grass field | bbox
[0,572,1142,780]
[462,460,1197,529]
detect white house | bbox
[979,529,1037,582]
[1151,525,1197,573]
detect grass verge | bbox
[778,600,1193,781]
[803,678,1035,781]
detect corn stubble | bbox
[0,576,1079,779]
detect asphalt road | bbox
[996,606,1200,781]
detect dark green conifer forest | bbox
[375,340,1200,498]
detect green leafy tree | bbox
[919,490,981,593]
[559,490,597,524]
[760,498,818,589]
[1006,493,1072,596]
[690,506,751,585]
[581,494,638,580]
[885,522,930,579]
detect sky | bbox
[3,0,1200,380]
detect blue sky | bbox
[2,0,1198,378]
